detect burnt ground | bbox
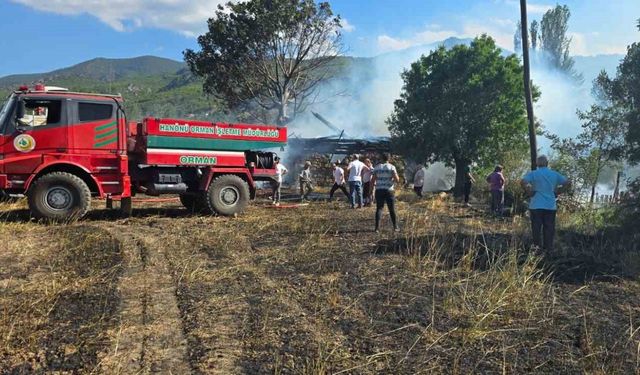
[1,191,640,374]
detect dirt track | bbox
[2,195,640,374]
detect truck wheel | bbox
[28,172,91,221]
[179,193,212,214]
[206,175,250,216]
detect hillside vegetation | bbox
[0,55,370,124]
[0,56,228,122]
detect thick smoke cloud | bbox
[292,38,617,143]
[287,37,624,193]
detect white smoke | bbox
[289,39,474,138]
[292,41,616,143]
[529,52,595,148]
[286,37,624,193]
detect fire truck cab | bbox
[0,85,286,220]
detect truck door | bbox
[1,96,69,175]
[68,100,125,183]
[68,100,119,153]
[0,94,17,174]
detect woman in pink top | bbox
[486,165,506,215]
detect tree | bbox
[530,20,539,50]
[387,36,533,196]
[610,43,640,163]
[548,93,626,204]
[514,20,523,52]
[540,5,579,78]
[184,0,343,125]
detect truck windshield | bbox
[0,94,15,126]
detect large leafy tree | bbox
[388,36,533,196]
[184,0,343,125]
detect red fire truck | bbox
[0,85,287,220]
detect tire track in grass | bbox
[210,230,354,373]
[163,221,349,374]
[167,226,252,374]
[99,223,190,374]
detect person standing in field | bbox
[362,158,374,206]
[413,164,425,198]
[347,154,366,208]
[520,155,571,252]
[486,165,506,215]
[371,153,400,233]
[463,164,476,206]
[328,162,349,201]
[272,156,287,206]
[299,161,313,202]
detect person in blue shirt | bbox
[520,155,571,251]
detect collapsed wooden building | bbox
[281,112,402,186]
[286,136,391,157]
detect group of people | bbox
[328,155,374,208]
[274,153,570,250]
[272,153,400,232]
[272,157,314,204]
[411,156,570,252]
[331,154,400,232]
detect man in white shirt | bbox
[328,162,349,200]
[272,156,287,206]
[371,153,400,232]
[347,154,366,208]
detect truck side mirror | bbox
[14,100,30,132]
[15,99,25,120]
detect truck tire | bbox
[206,175,250,216]
[28,172,91,221]
[179,192,212,214]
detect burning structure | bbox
[284,112,396,186]
[284,112,454,192]
[289,112,391,158]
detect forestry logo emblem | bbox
[14,134,36,152]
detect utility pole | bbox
[520,0,538,170]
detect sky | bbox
[0,0,638,77]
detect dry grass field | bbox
[1,191,640,374]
